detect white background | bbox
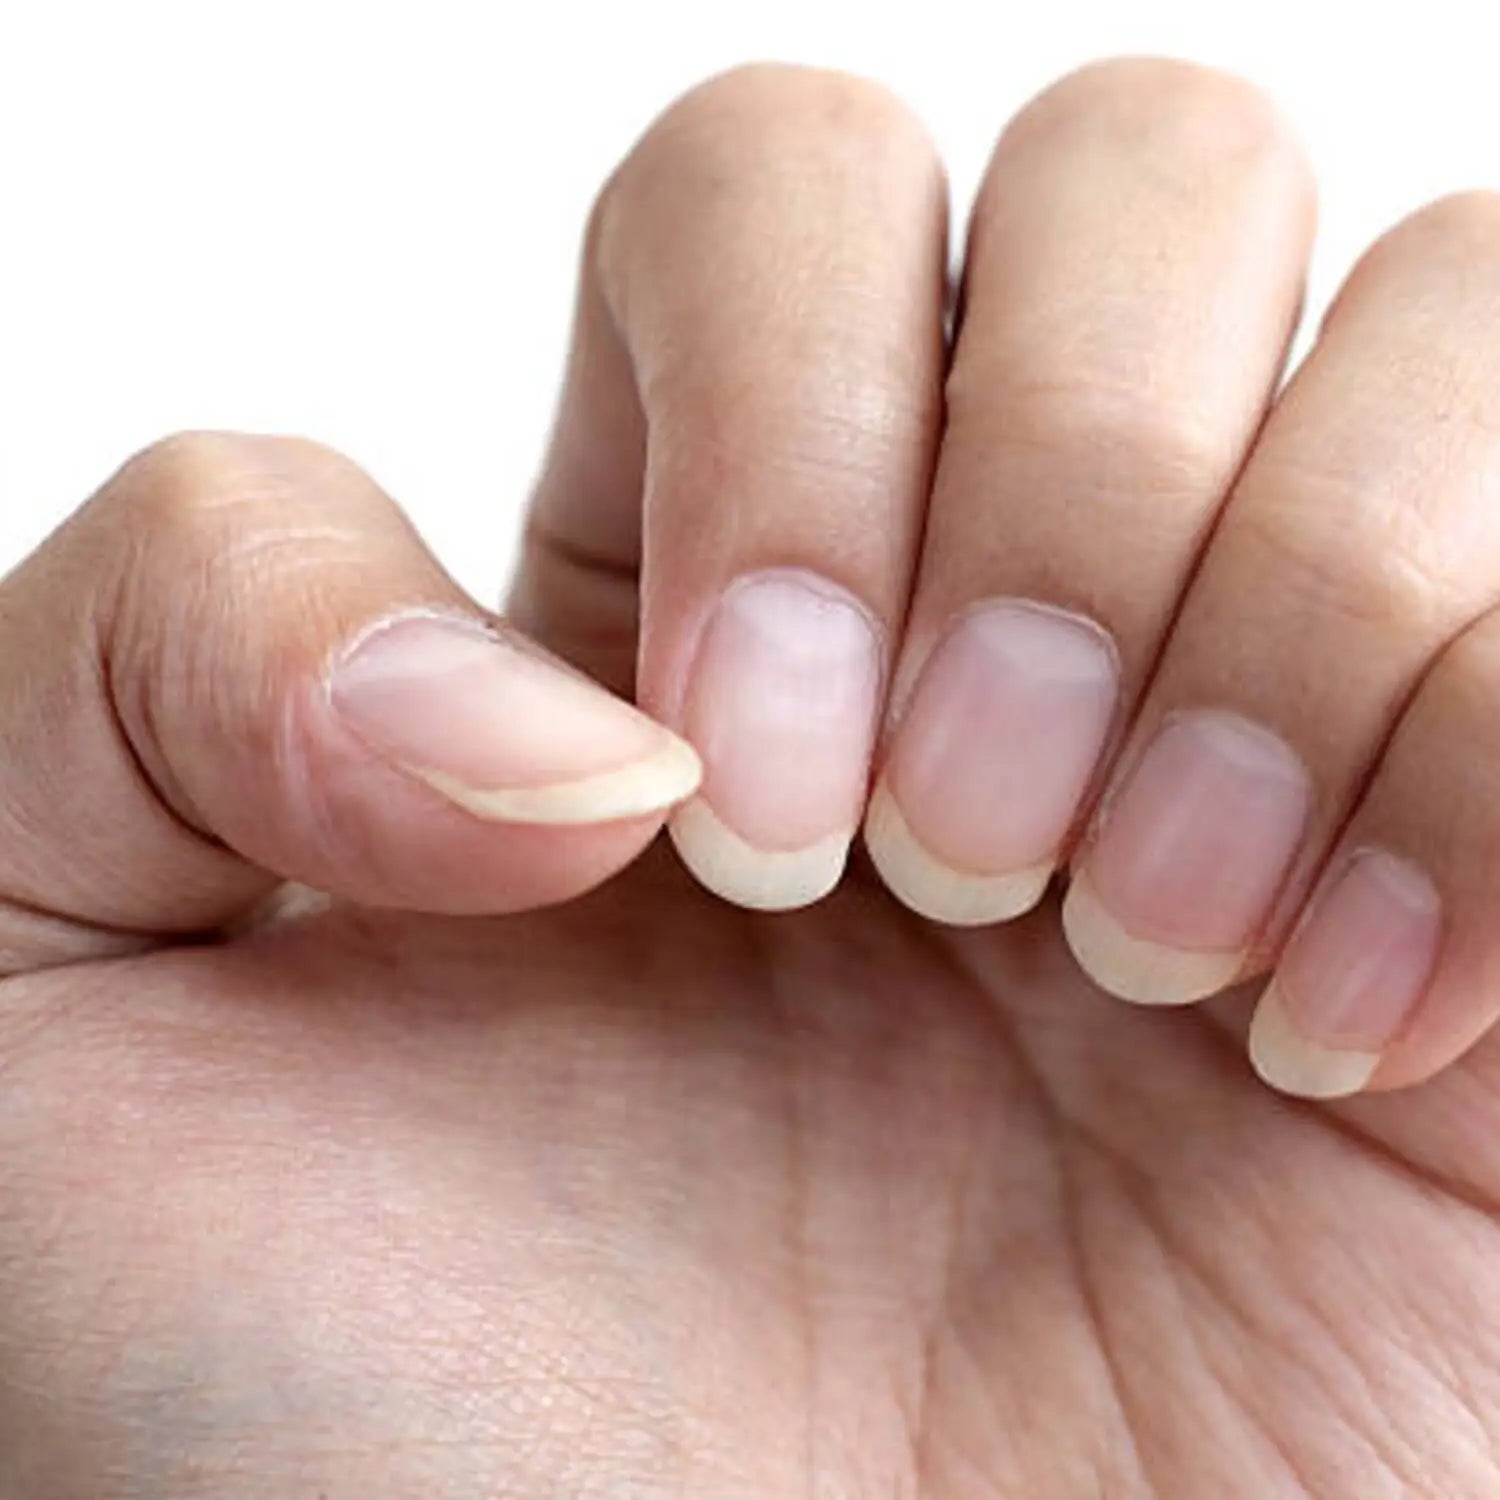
[0,0,1493,598]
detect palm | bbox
[4,848,1496,1498]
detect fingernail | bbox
[669,571,881,910]
[1063,709,1311,1004]
[1249,849,1442,1099]
[864,600,1118,925]
[329,613,701,824]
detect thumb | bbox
[0,432,699,968]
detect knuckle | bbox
[1392,189,1500,249]
[950,373,1234,501]
[1351,190,1500,291]
[649,61,931,160]
[1234,477,1462,639]
[597,63,937,257]
[102,431,360,549]
[997,56,1305,186]
[106,431,254,547]
[1321,190,1500,344]
[655,380,924,496]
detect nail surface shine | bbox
[1066,709,1312,1003]
[331,613,701,824]
[670,570,881,910]
[867,599,1118,925]
[1248,849,1443,1099]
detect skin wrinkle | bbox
[0,973,686,1495]
[1070,1125,1434,1497]
[772,967,821,1500]
[0,890,160,976]
[1307,1100,1500,1231]
[763,900,920,1498]
[833,940,954,1498]
[1069,1174,1244,1499]
[1199,1100,1493,1485]
[1196,994,1500,1222]
[1404,1321,1500,1483]
[1054,1159,1159,1500]
[523,515,644,589]
[902,1040,974,1500]
[930,911,1475,1497]
[1070,1143,1360,1499]
[924,920,1157,1498]
[0,552,259,935]
[1276,1117,1500,1475]
[95,555,244,856]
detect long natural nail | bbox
[1249,849,1442,1098]
[865,600,1118,925]
[1063,709,1311,1004]
[330,613,701,823]
[669,570,882,911]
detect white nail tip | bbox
[1248,986,1379,1099]
[407,735,703,825]
[1060,872,1243,1005]
[863,784,1051,926]
[668,797,850,911]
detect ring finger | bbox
[1066,191,1500,1006]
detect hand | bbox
[4,57,1500,1497]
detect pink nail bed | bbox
[885,600,1119,874]
[680,570,881,851]
[1085,709,1312,953]
[331,613,670,786]
[1275,849,1443,1051]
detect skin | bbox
[4,56,1500,1496]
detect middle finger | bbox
[864,58,1315,925]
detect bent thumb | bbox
[0,432,696,969]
